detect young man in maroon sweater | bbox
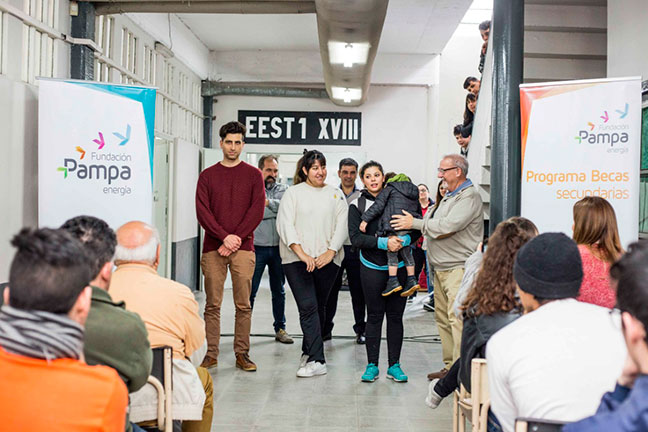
[196,121,265,371]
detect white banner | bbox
[520,77,642,246]
[38,79,156,229]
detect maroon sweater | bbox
[196,161,265,253]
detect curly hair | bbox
[462,217,538,316]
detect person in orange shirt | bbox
[0,227,128,431]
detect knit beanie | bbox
[386,173,411,183]
[513,232,583,299]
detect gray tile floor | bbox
[201,279,453,431]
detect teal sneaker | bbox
[387,363,408,382]
[361,363,380,382]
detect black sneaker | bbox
[400,276,421,297]
[382,277,402,297]
[356,333,366,345]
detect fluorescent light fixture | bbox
[154,41,174,59]
[328,41,370,68]
[331,87,362,103]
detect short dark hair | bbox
[453,124,463,136]
[384,172,397,182]
[479,20,491,31]
[297,150,326,183]
[463,76,478,90]
[8,228,93,314]
[461,123,473,138]
[219,121,246,140]
[612,242,648,338]
[339,158,358,170]
[60,215,116,279]
[258,154,279,170]
[360,160,384,178]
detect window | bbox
[21,0,58,84]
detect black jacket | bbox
[458,309,520,393]
[349,189,421,267]
[360,181,422,236]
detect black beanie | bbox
[513,232,583,299]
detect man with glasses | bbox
[391,154,482,380]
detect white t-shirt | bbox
[486,299,626,432]
[276,182,348,267]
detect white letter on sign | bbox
[258,117,270,138]
[284,117,295,139]
[331,119,342,139]
[318,118,330,139]
[271,117,282,138]
[245,116,257,138]
[299,118,307,139]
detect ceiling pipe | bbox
[202,81,328,98]
[93,1,315,14]
[315,0,388,106]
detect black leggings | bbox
[361,264,407,367]
[284,261,340,363]
[434,359,460,397]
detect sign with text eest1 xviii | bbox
[238,110,361,146]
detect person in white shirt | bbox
[276,150,348,378]
[486,232,626,432]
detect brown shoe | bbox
[427,368,448,381]
[200,356,218,369]
[236,353,257,372]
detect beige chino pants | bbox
[433,267,464,368]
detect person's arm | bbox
[262,185,286,220]
[276,187,303,249]
[412,192,481,239]
[349,204,379,250]
[181,291,207,358]
[195,173,229,241]
[328,193,349,253]
[122,313,153,393]
[361,188,389,223]
[234,169,266,240]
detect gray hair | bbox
[442,154,469,176]
[114,224,160,265]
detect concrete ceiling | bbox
[177,0,472,54]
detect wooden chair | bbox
[145,346,173,432]
[453,359,490,432]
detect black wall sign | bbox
[238,110,361,146]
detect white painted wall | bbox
[607,0,648,80]
[211,85,433,186]
[429,22,484,185]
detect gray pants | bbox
[387,230,415,268]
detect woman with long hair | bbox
[348,160,421,383]
[463,93,477,126]
[426,217,538,407]
[277,150,348,377]
[573,196,624,308]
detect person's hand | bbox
[217,245,233,257]
[315,249,336,269]
[481,41,487,55]
[391,210,414,230]
[265,199,270,207]
[387,236,404,252]
[359,221,368,233]
[223,234,241,251]
[299,253,316,272]
[618,353,640,388]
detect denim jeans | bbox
[250,246,286,332]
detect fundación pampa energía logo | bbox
[57,124,135,196]
[574,102,630,154]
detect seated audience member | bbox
[463,76,480,96]
[426,217,538,408]
[0,228,128,431]
[563,241,648,431]
[487,233,626,432]
[573,196,623,308]
[61,216,152,432]
[463,93,477,127]
[478,20,490,74]
[109,221,213,432]
[453,124,472,157]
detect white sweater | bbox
[486,299,626,432]
[276,182,348,266]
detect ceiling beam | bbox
[92,1,315,15]
[202,81,328,98]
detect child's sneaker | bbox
[400,275,421,297]
[361,363,379,382]
[386,363,408,382]
[382,277,402,297]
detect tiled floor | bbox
[201,280,453,431]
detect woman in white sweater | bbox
[276,150,348,377]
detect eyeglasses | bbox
[437,166,459,174]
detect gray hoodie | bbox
[254,182,288,247]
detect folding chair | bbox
[453,358,490,432]
[145,346,173,431]
[515,418,565,432]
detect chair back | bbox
[146,346,173,431]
